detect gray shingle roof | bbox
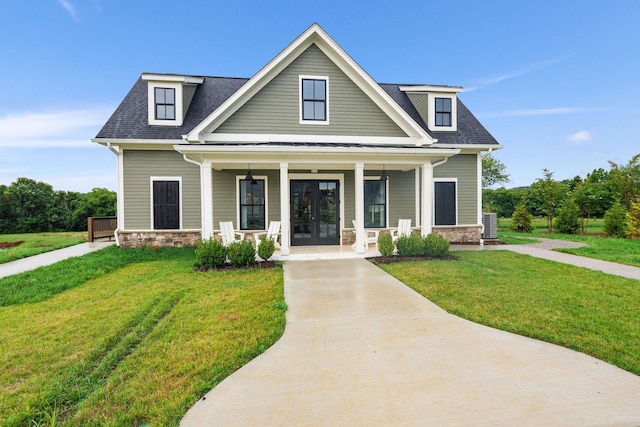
[96,75,499,147]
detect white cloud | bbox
[480,107,590,118]
[0,168,28,175]
[0,107,113,148]
[58,0,79,20]
[464,57,566,92]
[567,130,592,143]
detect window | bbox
[364,180,387,228]
[434,181,456,225]
[301,78,327,122]
[153,180,180,229]
[154,87,176,120]
[239,179,265,230]
[435,97,452,127]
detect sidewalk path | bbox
[181,258,640,426]
[0,241,114,279]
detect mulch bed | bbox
[0,241,23,249]
[195,261,281,272]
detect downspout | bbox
[478,148,494,245]
[107,142,121,246]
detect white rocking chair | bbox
[390,219,412,242]
[219,221,245,246]
[351,220,380,250]
[255,221,281,248]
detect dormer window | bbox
[155,88,176,120]
[300,76,329,124]
[435,97,452,127]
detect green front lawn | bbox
[0,232,87,265]
[380,250,640,376]
[0,246,286,426]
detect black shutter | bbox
[153,181,179,229]
[435,182,456,226]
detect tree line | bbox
[483,153,640,236]
[0,178,116,234]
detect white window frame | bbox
[147,81,183,126]
[150,176,183,230]
[433,178,458,226]
[236,175,269,230]
[427,93,457,131]
[299,75,330,125]
[364,176,390,228]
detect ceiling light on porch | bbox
[245,165,257,185]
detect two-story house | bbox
[93,24,501,256]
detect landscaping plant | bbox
[377,233,394,257]
[510,202,533,233]
[395,233,423,257]
[625,201,640,240]
[554,199,581,234]
[194,238,226,269]
[226,240,256,267]
[423,233,449,258]
[257,238,275,261]
[604,202,627,238]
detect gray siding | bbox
[212,170,281,230]
[183,84,197,117]
[123,150,201,229]
[216,44,407,137]
[434,154,478,224]
[406,93,429,126]
[388,170,416,225]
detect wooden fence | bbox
[88,216,117,242]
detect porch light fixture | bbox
[245,165,257,185]
[380,166,388,182]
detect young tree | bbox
[554,198,581,234]
[608,153,640,210]
[482,154,510,188]
[604,202,627,238]
[530,169,568,232]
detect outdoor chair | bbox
[351,220,380,250]
[390,219,412,242]
[255,221,281,248]
[219,221,245,246]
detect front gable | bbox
[186,24,433,145]
[215,44,407,138]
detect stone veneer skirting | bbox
[342,225,482,246]
[118,230,202,248]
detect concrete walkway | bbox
[0,241,114,279]
[181,258,640,426]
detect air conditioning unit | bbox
[482,213,497,239]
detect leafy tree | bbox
[483,187,525,218]
[510,202,533,233]
[0,185,12,233]
[608,153,640,209]
[573,171,615,231]
[603,202,627,238]
[530,169,568,232]
[482,154,510,188]
[4,178,57,233]
[626,201,640,240]
[554,199,581,234]
[72,188,117,231]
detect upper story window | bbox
[435,97,452,127]
[154,87,176,120]
[300,76,329,123]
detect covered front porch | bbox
[175,142,479,255]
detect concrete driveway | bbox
[181,258,640,426]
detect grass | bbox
[0,246,286,426]
[497,217,640,267]
[0,232,88,265]
[379,250,640,377]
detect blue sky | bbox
[1,0,639,192]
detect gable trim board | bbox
[94,23,501,250]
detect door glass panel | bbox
[318,181,337,238]
[292,182,313,240]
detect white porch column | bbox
[279,163,290,256]
[201,161,214,240]
[421,162,433,236]
[354,162,365,254]
[414,167,421,227]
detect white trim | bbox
[200,133,420,145]
[147,82,184,126]
[299,75,330,125]
[429,93,457,132]
[399,85,463,93]
[289,173,345,235]
[477,152,483,227]
[92,138,184,146]
[279,163,290,256]
[433,143,504,151]
[433,178,458,226]
[421,163,433,236]
[185,24,434,144]
[364,176,390,229]
[141,73,204,84]
[354,164,365,254]
[117,148,125,231]
[415,167,420,227]
[235,175,269,231]
[149,176,183,230]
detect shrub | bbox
[625,201,640,240]
[226,240,256,267]
[604,202,627,238]
[423,233,449,258]
[377,233,394,257]
[554,199,581,234]
[396,233,424,257]
[194,238,226,269]
[257,238,275,261]
[510,202,533,233]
